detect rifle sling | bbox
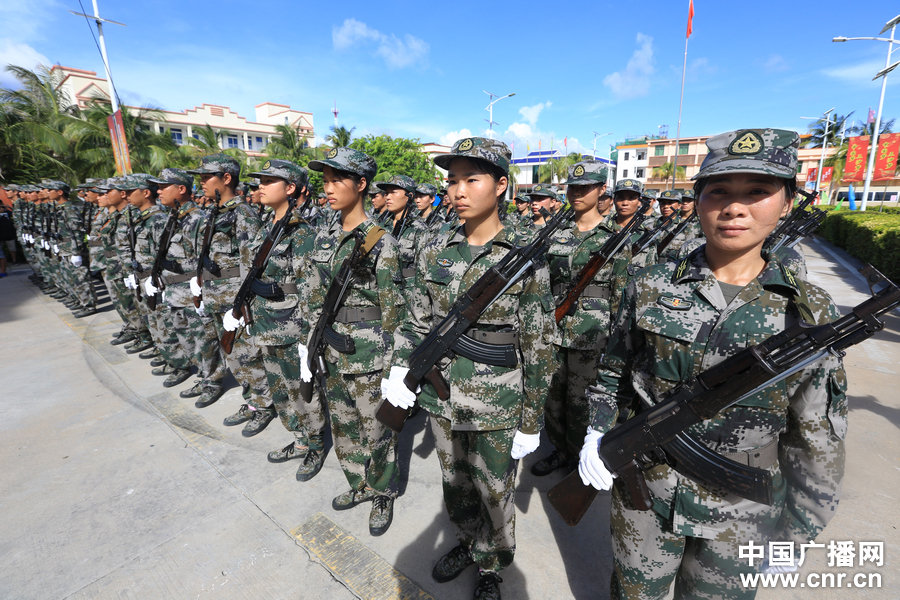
[553,283,610,300]
[202,266,241,281]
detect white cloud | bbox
[762,54,788,73]
[518,101,551,127]
[603,33,655,100]
[439,128,473,147]
[332,19,429,69]
[0,39,51,87]
[822,60,897,84]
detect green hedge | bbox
[818,211,900,281]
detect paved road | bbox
[0,236,896,599]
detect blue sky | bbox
[1,0,898,158]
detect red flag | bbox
[868,108,875,124]
[843,136,869,182]
[821,166,834,185]
[873,133,900,181]
[806,167,818,184]
[686,0,695,38]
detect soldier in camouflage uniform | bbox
[580,129,847,599]
[527,184,557,227]
[608,178,658,273]
[385,137,556,600]
[377,174,425,284]
[301,147,402,536]
[533,160,630,478]
[187,154,273,433]
[63,181,99,317]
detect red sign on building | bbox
[873,133,900,181]
[843,136,869,182]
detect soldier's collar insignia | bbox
[573,165,585,177]
[673,257,690,281]
[320,241,332,249]
[658,296,692,310]
[224,198,239,208]
[327,148,338,159]
[458,138,474,152]
[437,257,453,267]
[729,131,763,155]
[780,263,799,289]
[555,236,569,243]
[263,160,271,169]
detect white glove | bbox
[143,277,160,296]
[222,309,245,332]
[384,365,417,409]
[26,234,33,243]
[41,239,48,249]
[52,243,59,254]
[195,300,207,317]
[578,428,614,491]
[759,544,800,575]
[189,275,202,297]
[510,430,541,459]
[123,274,136,289]
[69,255,83,267]
[297,343,313,382]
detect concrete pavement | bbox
[0,236,896,599]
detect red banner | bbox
[873,133,900,181]
[107,110,132,175]
[843,136,869,182]
[806,167,817,183]
[821,166,833,185]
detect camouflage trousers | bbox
[324,366,398,496]
[430,415,518,573]
[609,483,764,600]
[262,344,328,449]
[104,268,147,338]
[171,306,226,388]
[149,305,191,371]
[544,346,602,462]
[210,314,270,410]
[64,258,96,309]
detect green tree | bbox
[326,125,355,148]
[537,152,581,184]
[805,112,855,149]
[652,161,686,182]
[266,123,313,163]
[851,118,895,137]
[349,134,440,185]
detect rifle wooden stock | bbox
[193,191,221,308]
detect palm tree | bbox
[326,125,355,148]
[188,124,222,154]
[538,152,581,184]
[805,112,855,148]
[266,123,312,163]
[652,161,685,182]
[850,118,895,137]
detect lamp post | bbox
[833,14,899,211]
[483,90,515,139]
[800,108,835,201]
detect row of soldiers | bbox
[4,132,818,599]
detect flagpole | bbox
[671,0,693,191]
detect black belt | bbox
[164,272,193,284]
[202,266,241,281]
[250,279,298,300]
[720,439,779,469]
[334,306,382,323]
[553,283,610,299]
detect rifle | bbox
[631,211,677,256]
[220,198,298,354]
[785,208,826,248]
[656,212,698,255]
[376,206,574,432]
[125,206,143,300]
[145,206,181,310]
[193,190,221,308]
[555,198,651,323]
[298,229,374,403]
[424,196,444,228]
[547,264,900,526]
[763,189,818,255]
[393,199,412,239]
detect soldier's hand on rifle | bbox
[510,430,540,459]
[222,310,245,332]
[69,255,82,267]
[578,428,614,491]
[143,277,160,296]
[123,274,137,289]
[297,343,313,382]
[189,276,202,297]
[383,366,417,409]
[195,300,207,317]
[52,243,59,254]
[758,544,800,575]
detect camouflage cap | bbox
[186,153,241,178]
[120,173,155,190]
[434,137,511,175]
[642,189,659,200]
[75,178,103,190]
[367,182,383,196]
[415,183,437,196]
[4,183,20,191]
[41,179,68,191]
[694,128,799,180]
[245,178,260,189]
[376,174,417,193]
[96,177,124,191]
[514,194,531,203]
[681,189,695,200]
[530,183,559,200]
[566,160,608,185]
[308,147,378,183]
[248,159,309,189]
[613,179,643,195]
[658,190,683,203]
[148,168,193,188]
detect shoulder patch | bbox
[658,296,693,310]
[437,257,453,267]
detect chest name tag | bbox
[658,296,693,310]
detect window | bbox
[256,136,264,147]
[246,137,252,150]
[636,167,645,178]
[637,151,646,161]
[622,169,628,178]
[226,135,239,148]
[170,128,183,145]
[678,143,689,155]
[655,145,665,156]
[624,151,630,161]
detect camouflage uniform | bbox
[588,129,847,600]
[108,187,150,343]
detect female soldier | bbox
[377,174,425,284]
[385,137,556,599]
[579,129,847,599]
[608,179,657,271]
[300,148,403,536]
[533,160,630,477]
[224,160,329,481]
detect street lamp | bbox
[592,131,613,183]
[833,14,899,211]
[800,108,835,200]
[484,90,515,139]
